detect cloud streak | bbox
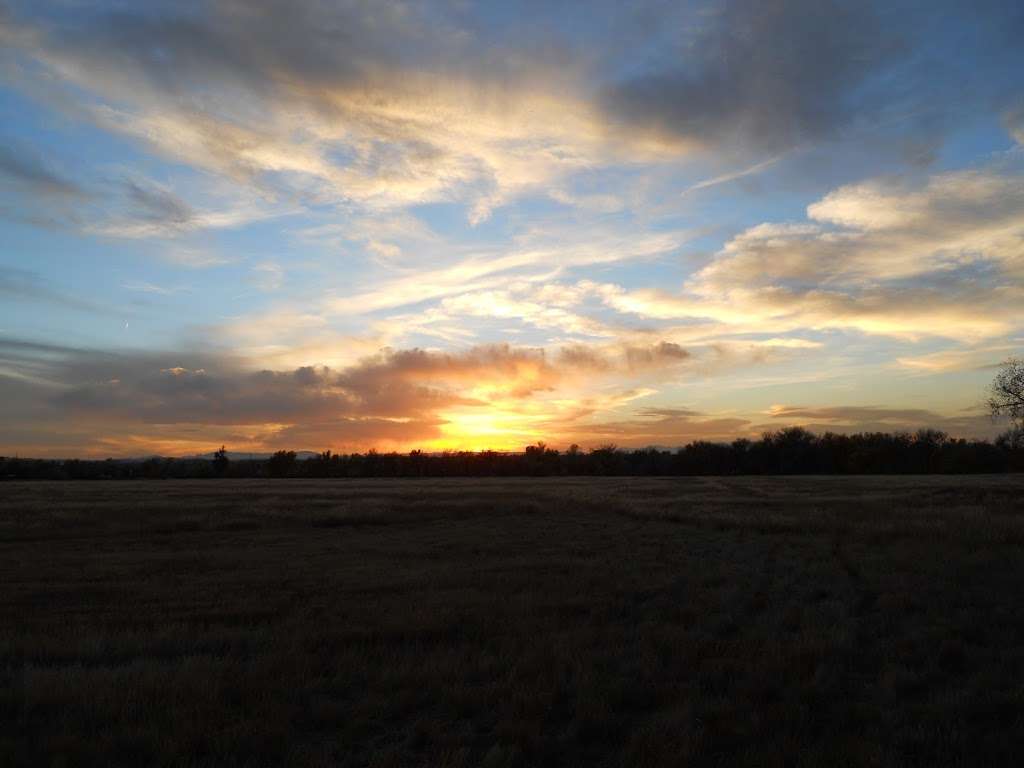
[0,143,86,198]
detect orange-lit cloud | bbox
[0,337,702,456]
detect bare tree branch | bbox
[989,357,1024,426]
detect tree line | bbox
[3,360,1021,480]
[3,426,1023,480]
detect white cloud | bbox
[582,163,1024,342]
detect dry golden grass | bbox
[2,476,1024,766]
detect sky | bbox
[1,0,1023,458]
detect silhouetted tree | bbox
[989,357,1024,427]
[212,446,229,476]
[267,450,297,477]
[589,444,621,474]
[913,429,949,473]
[765,427,818,473]
[996,426,1024,450]
[524,442,560,475]
[3,428,1023,480]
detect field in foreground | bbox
[3,476,1024,767]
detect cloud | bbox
[437,289,618,339]
[559,407,752,447]
[895,344,1022,373]
[0,0,1021,458]
[680,154,785,196]
[0,143,86,198]
[594,282,1015,342]
[699,167,1024,288]
[601,0,899,151]
[0,136,278,239]
[0,327,1007,455]
[4,0,1023,230]
[0,335,695,455]
[326,228,687,315]
[622,341,690,371]
[84,177,284,239]
[56,363,357,426]
[269,416,445,450]
[4,0,1021,246]
[588,161,1024,341]
[336,344,559,403]
[1,0,680,226]
[763,404,1000,437]
[768,404,941,423]
[122,178,193,227]
[600,0,1024,155]
[0,139,94,230]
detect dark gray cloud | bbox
[601,0,1024,152]
[601,0,898,150]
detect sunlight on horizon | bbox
[1,0,1022,457]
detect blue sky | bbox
[1,0,1022,456]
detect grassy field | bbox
[2,476,1024,767]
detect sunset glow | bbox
[1,0,1022,457]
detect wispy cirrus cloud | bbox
[324,228,688,315]
[895,344,1022,373]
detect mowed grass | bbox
[2,476,1024,767]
